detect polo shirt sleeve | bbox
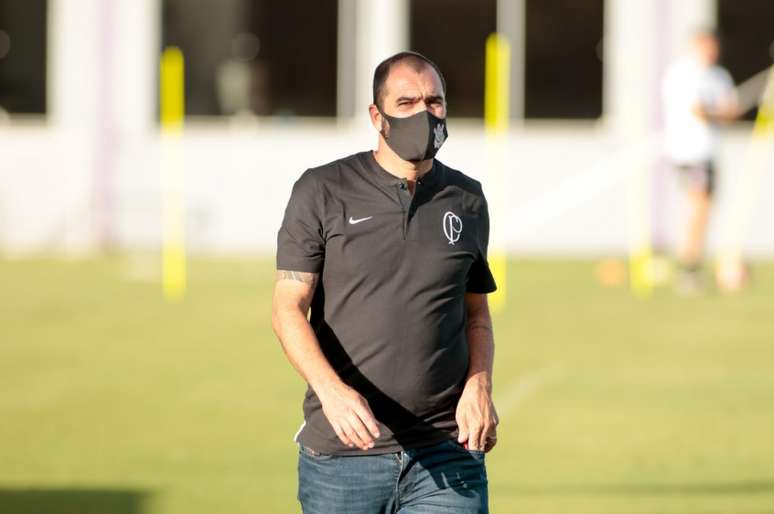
[276,171,325,273]
[466,195,497,294]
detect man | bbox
[662,29,738,293]
[272,51,499,513]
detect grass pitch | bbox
[1,256,773,514]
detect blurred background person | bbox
[662,29,739,293]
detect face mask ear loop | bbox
[376,105,389,139]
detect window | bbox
[524,0,603,119]
[717,0,774,121]
[0,0,47,115]
[161,0,338,117]
[409,0,496,118]
[409,0,603,120]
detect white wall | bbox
[3,119,772,257]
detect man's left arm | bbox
[456,292,499,452]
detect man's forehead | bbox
[384,63,444,99]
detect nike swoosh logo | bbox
[348,216,373,225]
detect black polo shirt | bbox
[276,150,496,455]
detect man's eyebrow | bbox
[395,94,445,103]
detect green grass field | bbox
[1,256,773,514]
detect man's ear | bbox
[368,104,389,137]
[368,104,382,131]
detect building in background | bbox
[0,0,773,256]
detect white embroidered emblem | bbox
[433,123,446,149]
[442,211,462,245]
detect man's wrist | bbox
[465,370,492,393]
[309,372,347,402]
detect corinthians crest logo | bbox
[433,123,446,149]
[442,211,462,245]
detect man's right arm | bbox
[271,270,380,450]
[693,70,740,123]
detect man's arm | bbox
[455,292,499,452]
[693,74,740,124]
[693,97,739,123]
[271,270,380,450]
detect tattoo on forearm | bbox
[467,321,493,333]
[276,270,318,287]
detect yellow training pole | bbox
[160,47,187,300]
[485,33,510,313]
[625,60,654,298]
[628,152,654,298]
[716,67,774,288]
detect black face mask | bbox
[378,108,448,162]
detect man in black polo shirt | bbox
[272,51,498,513]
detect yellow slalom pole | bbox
[485,33,510,134]
[160,47,187,300]
[625,64,654,298]
[628,150,654,298]
[485,33,510,313]
[716,67,774,289]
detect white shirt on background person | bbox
[662,56,735,165]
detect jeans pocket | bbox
[447,439,486,460]
[298,443,335,460]
[466,448,486,461]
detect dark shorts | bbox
[298,439,489,513]
[674,160,716,196]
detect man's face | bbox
[693,34,719,66]
[378,63,446,124]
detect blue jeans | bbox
[298,439,488,514]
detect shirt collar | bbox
[364,150,444,190]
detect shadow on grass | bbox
[507,480,774,496]
[0,488,152,514]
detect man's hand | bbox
[459,292,498,452]
[273,269,380,451]
[456,374,499,452]
[318,381,381,451]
